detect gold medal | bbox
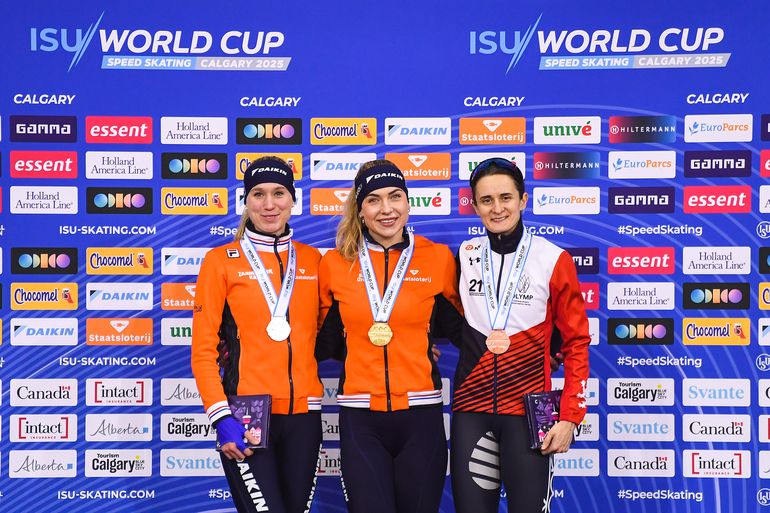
[368,322,393,347]
[486,329,510,354]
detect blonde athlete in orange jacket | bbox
[192,156,322,513]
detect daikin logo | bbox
[469,14,543,74]
[30,12,104,71]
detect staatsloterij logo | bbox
[469,14,543,74]
[30,12,105,71]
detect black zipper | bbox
[383,248,392,412]
[273,235,294,414]
[493,234,505,415]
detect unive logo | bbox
[533,116,601,144]
[533,152,600,179]
[86,247,153,275]
[683,246,750,275]
[10,115,77,143]
[86,282,153,311]
[459,118,526,145]
[407,188,451,216]
[161,187,227,215]
[160,117,227,145]
[235,187,302,216]
[161,153,227,179]
[87,378,152,406]
[683,282,750,309]
[532,187,600,215]
[9,450,77,478]
[310,118,375,146]
[608,318,674,345]
[682,414,750,443]
[606,282,675,311]
[469,14,543,74]
[11,282,78,311]
[85,151,153,180]
[160,413,214,441]
[161,283,196,310]
[29,12,104,71]
[684,450,750,479]
[552,449,600,477]
[607,378,675,406]
[607,450,675,477]
[10,317,78,346]
[607,247,675,274]
[310,153,376,181]
[86,116,152,144]
[11,248,78,275]
[160,449,223,477]
[86,187,152,214]
[385,153,451,181]
[85,413,153,442]
[458,152,525,181]
[310,188,349,216]
[606,414,675,442]
[10,151,78,178]
[608,186,675,214]
[11,379,78,406]
[683,378,750,406]
[161,248,209,276]
[684,150,751,178]
[609,116,676,143]
[607,151,676,179]
[384,118,451,145]
[85,449,152,477]
[579,282,599,309]
[567,247,599,274]
[684,114,753,143]
[161,318,192,346]
[682,318,749,345]
[161,378,202,406]
[86,318,153,346]
[11,414,77,442]
[683,185,751,214]
[10,186,78,214]
[237,118,302,145]
[235,152,302,181]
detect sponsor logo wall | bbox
[0,2,768,513]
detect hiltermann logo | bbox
[607,247,674,274]
[10,151,78,178]
[86,116,153,144]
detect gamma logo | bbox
[11,248,78,275]
[608,318,674,345]
[567,247,599,274]
[86,187,152,214]
[10,115,77,143]
[683,282,750,309]
[161,153,227,179]
[236,118,302,145]
[608,187,674,214]
[684,150,751,178]
[469,14,543,74]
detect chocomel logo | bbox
[310,188,349,215]
[608,318,674,345]
[683,282,750,309]
[310,153,376,181]
[161,153,227,179]
[759,282,770,310]
[86,116,153,144]
[86,247,153,275]
[10,151,78,178]
[685,114,752,143]
[86,318,153,346]
[11,248,78,275]
[683,318,749,345]
[310,118,375,145]
[161,187,227,215]
[11,283,78,310]
[236,152,302,180]
[162,283,196,310]
[459,118,526,145]
[86,187,152,214]
[384,118,451,145]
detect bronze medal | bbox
[368,322,393,347]
[486,329,510,354]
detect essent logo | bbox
[86,116,152,144]
[10,151,78,178]
[607,247,675,274]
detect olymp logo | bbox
[607,151,676,179]
[161,247,210,275]
[458,152,525,180]
[552,449,600,476]
[532,187,600,215]
[86,378,152,406]
[317,448,342,477]
[161,317,192,345]
[384,117,451,145]
[684,450,750,478]
[607,449,675,477]
[86,413,152,442]
[161,117,227,145]
[459,117,526,145]
[160,448,223,477]
[607,378,674,406]
[321,413,340,442]
[683,246,750,275]
[160,413,214,441]
[385,153,451,181]
[684,150,752,178]
[9,450,77,478]
[607,282,675,311]
[552,377,599,406]
[161,283,196,310]
[86,116,152,144]
[607,247,675,275]
[85,151,153,180]
[161,378,202,406]
[310,152,376,181]
[574,413,599,441]
[85,449,152,477]
[10,150,78,179]
[408,188,451,216]
[607,414,675,442]
[682,414,750,442]
[10,186,78,214]
[11,414,77,442]
[682,378,750,407]
[10,317,78,346]
[86,282,153,310]
[684,114,752,143]
[11,379,78,406]
[236,187,302,216]
[533,116,601,144]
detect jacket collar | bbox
[487,220,524,255]
[244,220,292,252]
[363,227,410,253]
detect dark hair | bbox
[469,158,525,201]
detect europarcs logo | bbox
[29,12,289,71]
[469,14,730,73]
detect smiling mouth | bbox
[378,218,398,227]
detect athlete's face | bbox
[360,187,409,247]
[473,174,528,236]
[245,184,293,235]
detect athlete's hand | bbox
[549,352,564,372]
[431,345,441,362]
[540,421,576,455]
[217,417,254,460]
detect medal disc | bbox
[486,329,510,354]
[266,316,291,341]
[368,322,393,347]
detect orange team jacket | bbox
[317,233,463,412]
[191,227,323,425]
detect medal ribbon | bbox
[481,229,532,331]
[240,237,296,319]
[358,232,415,323]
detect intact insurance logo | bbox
[684,150,751,178]
[684,450,750,479]
[11,247,78,275]
[11,414,77,442]
[685,114,752,143]
[470,14,730,72]
[30,12,290,71]
[532,187,600,215]
[87,378,152,406]
[533,152,599,180]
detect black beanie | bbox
[354,162,408,208]
[243,157,296,201]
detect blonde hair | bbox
[234,155,292,242]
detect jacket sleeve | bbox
[429,245,464,347]
[191,249,232,425]
[548,250,590,425]
[315,253,345,361]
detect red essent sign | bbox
[607,247,675,274]
[579,282,599,309]
[10,151,78,178]
[683,185,751,214]
[86,116,153,144]
[762,150,770,178]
